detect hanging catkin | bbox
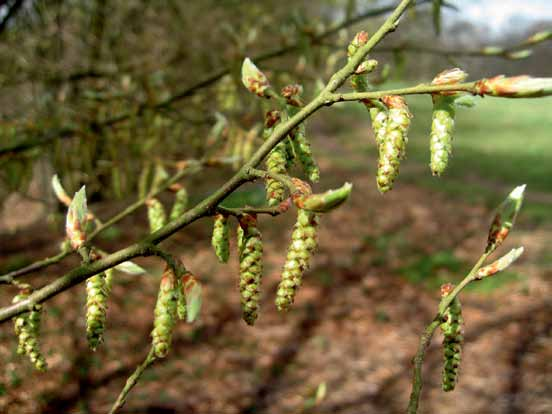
[376,95,412,193]
[211,213,230,263]
[146,198,167,232]
[238,214,263,325]
[169,187,189,221]
[151,266,178,357]
[263,110,287,205]
[429,68,468,176]
[440,283,463,392]
[86,272,108,351]
[13,289,47,371]
[275,209,319,311]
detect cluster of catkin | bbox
[210,205,320,325]
[264,85,320,206]
[12,287,47,371]
[348,32,470,192]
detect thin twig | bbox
[406,252,490,414]
[108,348,157,414]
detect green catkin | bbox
[286,100,320,183]
[291,123,320,183]
[376,96,411,193]
[276,209,319,311]
[263,111,287,205]
[429,96,455,176]
[147,198,167,232]
[428,68,468,176]
[440,284,463,392]
[86,272,108,351]
[151,267,178,357]
[211,213,230,263]
[238,214,263,325]
[13,291,47,371]
[169,187,189,221]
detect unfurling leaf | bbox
[66,186,88,250]
[115,261,146,275]
[476,247,524,279]
[486,185,525,253]
[182,273,202,323]
[241,57,270,97]
[295,182,352,213]
[51,174,71,206]
[474,76,552,98]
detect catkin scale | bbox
[151,268,178,357]
[369,107,388,147]
[86,272,108,351]
[376,96,411,193]
[211,214,230,263]
[238,215,263,325]
[12,292,47,371]
[430,96,456,176]
[440,285,463,392]
[276,209,319,311]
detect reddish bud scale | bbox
[347,31,369,57]
[474,75,552,98]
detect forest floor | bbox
[0,111,551,414]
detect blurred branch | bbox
[0,0,25,35]
[373,29,552,59]
[0,0,437,157]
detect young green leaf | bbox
[486,185,526,253]
[183,274,202,323]
[66,186,88,250]
[476,247,524,279]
